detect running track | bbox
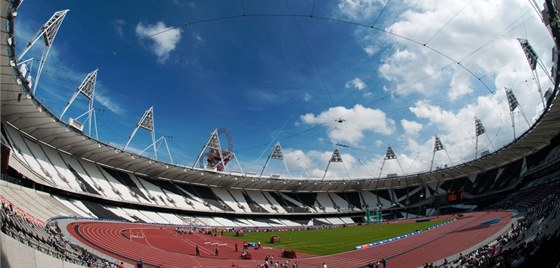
[66,211,512,268]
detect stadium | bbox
[1,0,560,267]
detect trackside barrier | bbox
[354,230,422,250]
[427,219,454,230]
[355,219,454,250]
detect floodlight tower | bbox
[504,88,531,139]
[18,9,69,95]
[429,136,453,171]
[194,129,244,172]
[60,69,98,137]
[321,146,350,182]
[378,145,404,179]
[518,38,554,109]
[474,117,496,159]
[260,142,292,178]
[124,107,157,159]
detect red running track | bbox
[66,210,511,268]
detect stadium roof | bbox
[1,1,560,192]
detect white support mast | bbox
[378,145,404,179]
[474,117,495,159]
[139,136,174,164]
[60,69,98,137]
[124,107,157,159]
[430,135,452,171]
[18,9,69,95]
[194,129,222,170]
[193,129,243,173]
[322,147,350,182]
[505,87,531,139]
[518,38,553,110]
[260,142,292,179]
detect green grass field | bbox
[223,219,449,255]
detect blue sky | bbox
[15,0,554,179]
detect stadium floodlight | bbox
[378,145,404,179]
[505,87,531,139]
[430,136,453,171]
[322,147,350,182]
[194,129,243,173]
[124,107,158,159]
[60,69,98,137]
[474,117,496,159]
[260,142,292,179]
[18,10,69,95]
[518,38,553,109]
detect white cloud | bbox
[338,0,384,21]
[448,71,472,101]
[363,45,379,57]
[406,93,523,164]
[409,100,473,136]
[356,0,551,102]
[113,19,126,38]
[210,0,551,178]
[95,87,125,115]
[193,32,204,42]
[378,48,440,96]
[135,21,182,63]
[281,146,415,179]
[303,92,312,102]
[300,104,395,145]
[345,77,367,90]
[401,119,423,136]
[282,148,359,178]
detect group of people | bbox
[367,257,387,268]
[174,226,193,234]
[446,187,560,267]
[258,255,299,268]
[194,244,221,257]
[0,199,118,267]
